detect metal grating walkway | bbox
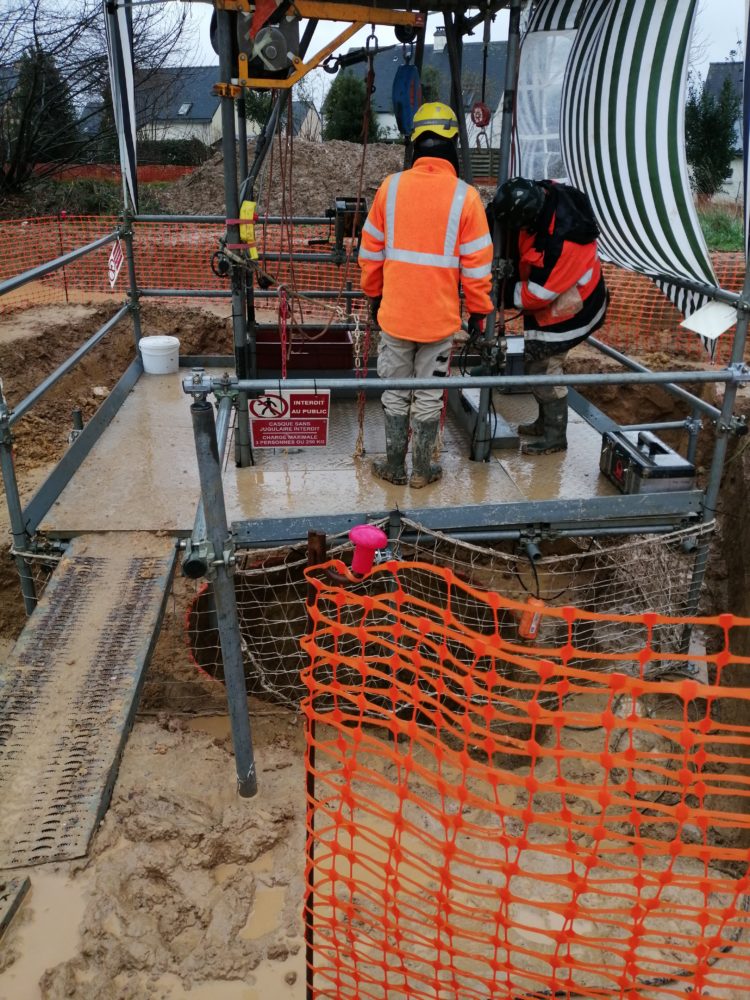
[0,533,176,869]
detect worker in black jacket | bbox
[490,177,609,455]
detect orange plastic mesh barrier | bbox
[33,163,197,183]
[601,255,746,365]
[0,215,123,311]
[302,559,750,1000]
[0,215,744,364]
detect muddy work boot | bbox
[409,418,442,488]
[372,411,409,485]
[521,398,568,455]
[518,404,544,437]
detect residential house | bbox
[97,66,320,150]
[135,66,223,145]
[703,61,743,202]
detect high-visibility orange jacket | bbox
[358,158,493,343]
[511,182,608,350]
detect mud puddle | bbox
[0,869,89,1000]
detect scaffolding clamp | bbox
[0,386,11,446]
[185,370,216,397]
[183,536,237,580]
[685,414,703,437]
[214,372,241,401]
[729,414,749,437]
[212,537,238,576]
[728,361,750,384]
[182,538,212,579]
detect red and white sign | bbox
[250,390,330,448]
[108,239,124,288]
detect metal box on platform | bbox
[256,328,352,370]
[600,430,695,494]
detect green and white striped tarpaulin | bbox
[518,0,718,321]
[527,0,585,32]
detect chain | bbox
[437,342,454,460]
[279,287,289,380]
[353,312,370,459]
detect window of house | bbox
[178,103,192,116]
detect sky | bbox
[175,0,747,91]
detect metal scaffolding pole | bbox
[184,368,740,396]
[472,0,522,461]
[684,273,750,627]
[444,12,473,184]
[237,97,249,184]
[217,10,253,468]
[191,397,257,797]
[0,387,36,614]
[122,215,143,351]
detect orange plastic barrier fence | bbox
[0,216,744,363]
[33,163,197,183]
[302,559,750,1000]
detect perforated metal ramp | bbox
[0,533,177,869]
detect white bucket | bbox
[140,335,180,375]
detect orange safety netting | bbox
[302,559,750,1000]
[0,216,744,364]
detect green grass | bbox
[0,178,169,220]
[697,203,744,252]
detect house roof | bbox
[704,61,743,104]
[79,100,105,137]
[349,40,507,115]
[704,61,743,152]
[0,64,19,110]
[135,66,220,125]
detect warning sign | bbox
[250,390,330,448]
[108,239,124,288]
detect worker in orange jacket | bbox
[490,177,608,454]
[359,102,494,488]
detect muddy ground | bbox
[0,300,749,998]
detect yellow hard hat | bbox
[410,102,459,143]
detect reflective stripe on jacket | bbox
[514,213,608,348]
[358,157,493,343]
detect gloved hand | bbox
[467,314,487,340]
[368,296,382,324]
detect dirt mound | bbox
[157,139,407,217]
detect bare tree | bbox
[0,0,196,196]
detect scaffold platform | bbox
[34,367,673,545]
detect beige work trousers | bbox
[524,350,569,402]
[377,331,454,421]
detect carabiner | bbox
[402,40,414,63]
[365,29,378,55]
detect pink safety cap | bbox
[349,524,388,575]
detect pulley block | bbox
[470,100,491,128]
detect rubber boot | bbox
[409,418,442,488]
[521,398,568,455]
[372,411,409,485]
[518,403,544,437]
